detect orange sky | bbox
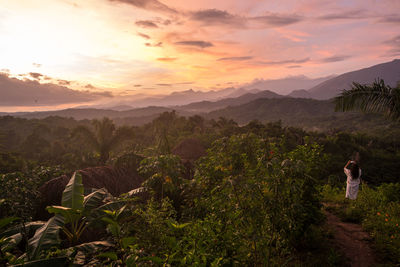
[0,0,399,98]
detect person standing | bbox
[344,160,361,200]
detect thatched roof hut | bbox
[172,138,207,162]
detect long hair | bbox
[349,163,360,179]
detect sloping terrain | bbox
[308,59,400,100]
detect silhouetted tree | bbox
[72,117,134,165]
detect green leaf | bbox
[46,206,80,224]
[90,200,132,220]
[0,217,19,230]
[121,237,135,249]
[62,172,84,211]
[83,188,109,212]
[27,215,64,260]
[97,251,118,261]
[169,221,191,229]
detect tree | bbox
[72,117,133,165]
[334,79,400,120]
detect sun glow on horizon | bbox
[0,0,399,109]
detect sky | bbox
[0,0,399,111]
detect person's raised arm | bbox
[344,160,351,169]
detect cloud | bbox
[256,57,310,65]
[137,32,151,39]
[85,84,95,89]
[29,72,43,80]
[317,10,367,20]
[156,83,171,86]
[0,74,112,106]
[135,20,158,28]
[157,57,177,61]
[190,9,245,27]
[175,82,194,85]
[174,40,213,48]
[145,42,163,47]
[58,79,71,86]
[383,35,400,56]
[108,0,177,15]
[287,65,302,68]
[134,84,142,87]
[320,55,351,63]
[32,63,41,68]
[378,15,400,24]
[250,13,303,27]
[189,9,302,28]
[217,56,252,61]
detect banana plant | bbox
[27,172,111,259]
[2,171,131,264]
[47,172,112,246]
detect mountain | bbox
[308,59,400,100]
[287,89,312,98]
[98,87,248,109]
[177,90,284,113]
[243,75,334,95]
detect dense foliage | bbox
[0,112,399,265]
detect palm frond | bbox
[334,79,400,120]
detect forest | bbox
[0,103,399,266]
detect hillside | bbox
[288,89,312,98]
[15,106,175,120]
[206,97,399,133]
[177,90,284,113]
[308,59,400,99]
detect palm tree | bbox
[334,79,400,120]
[72,117,134,165]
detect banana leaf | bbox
[0,221,45,238]
[83,188,110,212]
[27,214,64,260]
[1,232,22,251]
[74,240,113,254]
[62,172,84,211]
[46,206,81,224]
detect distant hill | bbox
[16,106,176,121]
[242,75,333,95]
[177,90,284,113]
[287,89,312,98]
[96,87,249,108]
[206,97,399,133]
[308,59,400,100]
[207,98,334,124]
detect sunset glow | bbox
[0,0,399,109]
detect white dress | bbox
[344,168,361,200]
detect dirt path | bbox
[325,211,377,267]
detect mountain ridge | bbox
[307,59,400,99]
